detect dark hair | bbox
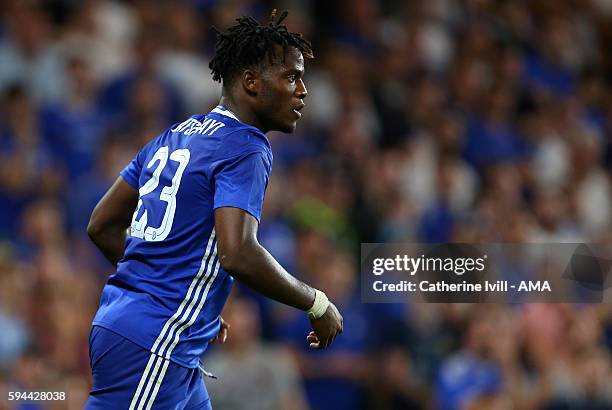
[209,10,313,87]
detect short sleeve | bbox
[120,149,147,189]
[212,152,271,222]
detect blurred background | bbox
[0,0,611,409]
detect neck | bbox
[219,94,269,133]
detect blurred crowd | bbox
[0,0,612,409]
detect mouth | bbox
[292,103,305,119]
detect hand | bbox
[307,302,343,349]
[210,316,230,344]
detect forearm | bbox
[221,241,315,311]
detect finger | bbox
[322,337,331,349]
[309,341,321,349]
[307,330,326,348]
[329,331,339,347]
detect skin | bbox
[88,44,343,349]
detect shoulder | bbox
[214,124,272,162]
[138,127,172,156]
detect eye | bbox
[288,74,296,83]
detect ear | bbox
[241,69,260,97]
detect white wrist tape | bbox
[306,289,329,319]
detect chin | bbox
[276,122,297,133]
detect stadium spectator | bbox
[0,1,611,408]
[206,295,309,410]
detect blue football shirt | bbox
[92,106,273,368]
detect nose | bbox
[296,79,307,99]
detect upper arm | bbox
[212,150,272,222]
[88,176,139,235]
[210,145,271,266]
[88,140,148,235]
[214,207,259,270]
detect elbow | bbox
[218,253,238,274]
[217,239,257,278]
[87,218,104,243]
[218,250,243,276]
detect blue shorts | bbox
[86,325,211,409]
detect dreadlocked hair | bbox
[209,9,313,86]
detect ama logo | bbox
[517,281,551,292]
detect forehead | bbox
[269,46,304,72]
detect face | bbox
[255,46,307,133]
